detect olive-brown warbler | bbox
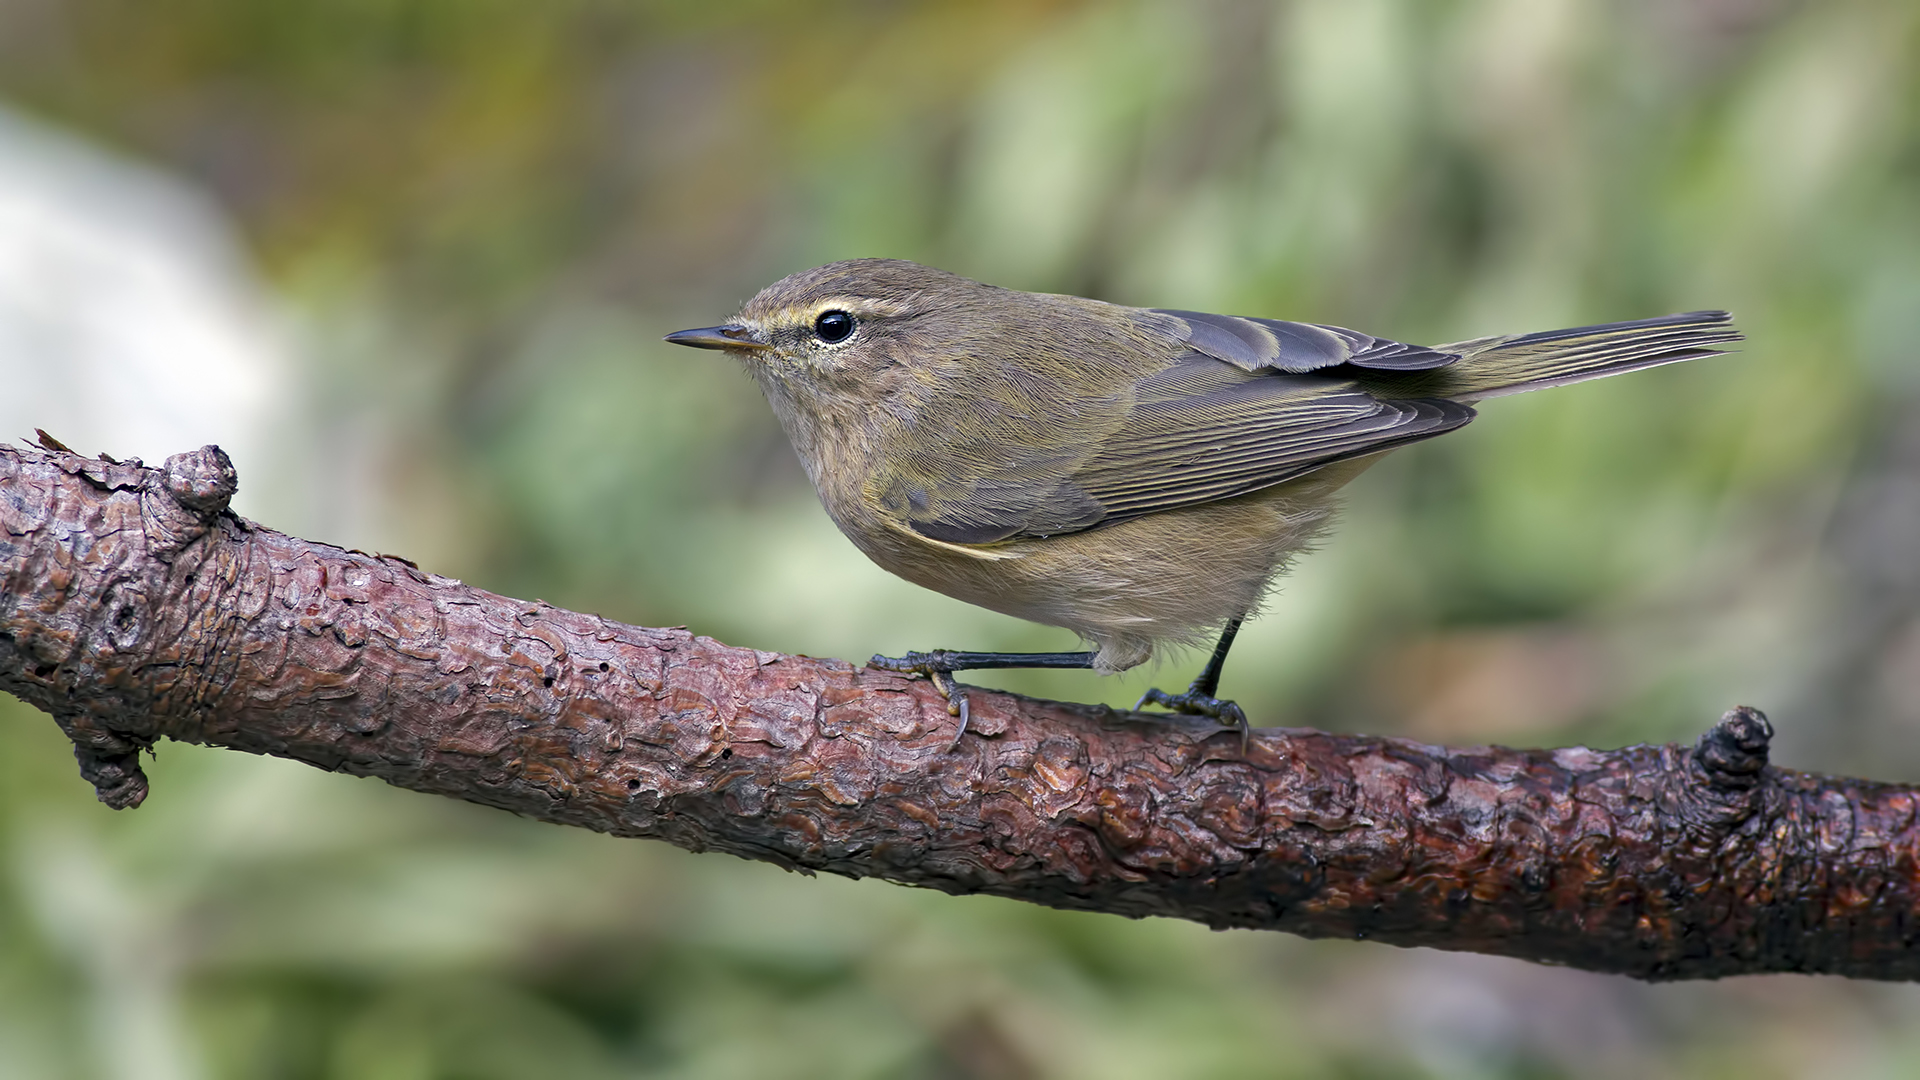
[668,259,1738,746]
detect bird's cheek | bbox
[754,351,813,377]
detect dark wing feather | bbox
[1153,309,1461,373]
[1292,322,1462,372]
[1070,356,1473,524]
[904,352,1474,543]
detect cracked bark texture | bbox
[3,441,1918,982]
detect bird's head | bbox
[664,258,1001,398]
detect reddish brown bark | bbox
[2,440,1916,981]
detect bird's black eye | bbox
[813,310,855,344]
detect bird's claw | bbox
[870,652,971,750]
[1135,686,1251,752]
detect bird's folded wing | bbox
[1153,309,1462,373]
[905,353,1474,544]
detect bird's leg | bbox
[868,649,1096,749]
[1136,618,1251,751]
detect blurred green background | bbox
[2,0,1919,1076]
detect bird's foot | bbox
[1135,686,1251,752]
[869,651,971,750]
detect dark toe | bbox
[1136,687,1251,749]
[869,650,958,674]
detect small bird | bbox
[667,259,1737,746]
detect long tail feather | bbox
[1385,311,1740,402]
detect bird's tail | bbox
[1391,311,1740,402]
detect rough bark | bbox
[2,440,1916,981]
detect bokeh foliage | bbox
[3,0,1920,1076]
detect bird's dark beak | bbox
[663,324,770,351]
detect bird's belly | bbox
[842,474,1350,672]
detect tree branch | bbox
[2,441,1914,981]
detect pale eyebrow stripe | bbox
[766,299,911,325]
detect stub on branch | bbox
[1,440,1916,981]
[5,442,238,809]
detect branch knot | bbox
[163,444,237,514]
[1693,705,1773,790]
[65,725,152,810]
[142,445,236,555]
